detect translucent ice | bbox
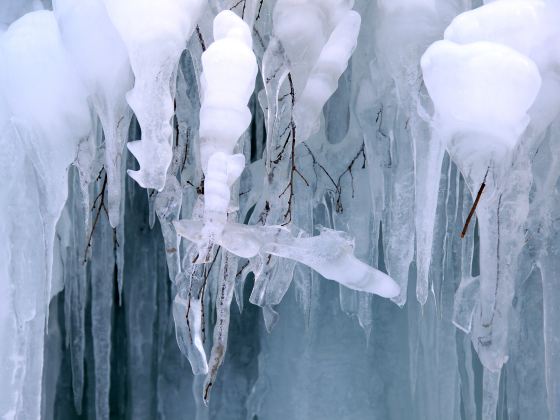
[421,2,544,407]
[103,0,204,190]
[175,220,399,298]
[0,10,91,419]
[54,0,133,227]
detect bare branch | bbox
[196,25,206,51]
[255,0,264,21]
[461,168,490,239]
[84,169,109,263]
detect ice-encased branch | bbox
[175,220,400,298]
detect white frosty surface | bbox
[444,0,553,61]
[421,40,541,146]
[0,11,91,151]
[199,10,257,168]
[0,10,91,233]
[198,11,257,244]
[443,0,560,132]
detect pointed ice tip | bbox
[126,139,141,155]
[126,168,166,191]
[381,278,401,300]
[391,291,407,308]
[126,140,167,191]
[263,305,279,332]
[126,168,144,186]
[362,267,401,299]
[108,206,120,229]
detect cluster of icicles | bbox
[2,0,560,417]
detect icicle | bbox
[0,11,91,418]
[62,170,88,414]
[457,333,478,420]
[90,204,115,420]
[155,176,183,283]
[103,0,205,191]
[292,11,360,143]
[482,367,501,420]
[413,130,446,306]
[5,0,560,415]
[173,247,210,376]
[538,198,560,417]
[383,112,415,307]
[272,0,360,144]
[202,250,238,404]
[54,0,133,227]
[372,0,459,307]
[421,30,541,362]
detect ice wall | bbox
[0,0,559,419]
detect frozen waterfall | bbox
[1,0,559,419]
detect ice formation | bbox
[2,0,560,419]
[102,0,205,191]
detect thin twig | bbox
[236,261,250,278]
[84,170,108,263]
[461,168,490,238]
[230,0,246,17]
[302,142,365,213]
[199,247,221,342]
[279,73,299,225]
[255,0,264,21]
[196,26,206,51]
